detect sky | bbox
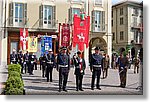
[112,0,143,5]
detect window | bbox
[133,8,138,16]
[68,7,81,22]
[112,33,115,41]
[9,2,27,26]
[133,17,137,26]
[95,0,102,5]
[92,10,105,32]
[39,5,56,28]
[120,8,123,15]
[120,31,124,40]
[120,17,123,25]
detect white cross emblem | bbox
[77,33,85,42]
[20,28,28,50]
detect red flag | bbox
[61,23,70,47]
[73,15,90,51]
[20,28,28,51]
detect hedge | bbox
[5,64,25,95]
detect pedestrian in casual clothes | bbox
[73,51,86,91]
[90,47,103,90]
[102,54,109,79]
[117,53,128,88]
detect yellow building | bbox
[0,0,112,66]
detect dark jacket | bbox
[10,53,18,64]
[47,53,55,66]
[74,57,86,75]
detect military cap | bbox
[48,49,52,52]
[62,46,67,50]
[77,51,81,55]
[94,47,99,50]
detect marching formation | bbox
[10,46,143,92]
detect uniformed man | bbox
[41,53,47,78]
[90,47,103,90]
[34,54,38,70]
[102,54,109,79]
[73,51,86,91]
[117,53,128,88]
[23,51,29,73]
[46,49,55,82]
[57,47,70,92]
[18,50,24,74]
[39,56,42,70]
[10,49,18,64]
[28,52,35,75]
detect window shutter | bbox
[91,10,95,32]
[102,11,105,31]
[9,2,14,26]
[68,8,72,23]
[24,3,27,26]
[39,5,43,27]
[52,6,56,27]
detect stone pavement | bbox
[22,65,143,95]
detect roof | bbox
[112,0,142,8]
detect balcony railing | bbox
[131,23,141,29]
[39,19,57,29]
[8,17,29,28]
[91,24,106,33]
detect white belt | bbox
[25,60,28,61]
[12,60,16,61]
[31,61,34,64]
[93,65,101,67]
[47,62,53,64]
[43,61,46,62]
[59,65,68,67]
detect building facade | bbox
[112,1,143,57]
[1,0,112,66]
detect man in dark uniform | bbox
[73,51,86,91]
[28,52,35,75]
[41,53,47,78]
[18,50,24,74]
[90,47,103,90]
[23,51,29,73]
[10,49,18,64]
[117,53,128,88]
[39,56,42,70]
[57,47,70,92]
[46,49,55,82]
[34,54,38,70]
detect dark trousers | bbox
[59,68,69,90]
[24,62,29,73]
[34,62,37,70]
[103,68,108,78]
[119,68,127,87]
[42,65,46,77]
[29,64,34,74]
[46,65,53,82]
[40,63,42,70]
[19,62,24,74]
[91,69,101,88]
[76,75,83,90]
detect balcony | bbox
[8,17,29,28]
[131,23,141,29]
[92,24,106,33]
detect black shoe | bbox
[59,89,61,92]
[79,89,84,91]
[91,88,94,90]
[76,89,79,91]
[97,87,101,90]
[50,80,52,82]
[63,89,68,92]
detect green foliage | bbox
[8,64,21,74]
[5,88,23,95]
[5,64,24,95]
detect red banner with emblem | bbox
[73,15,90,51]
[20,28,28,51]
[61,23,70,47]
